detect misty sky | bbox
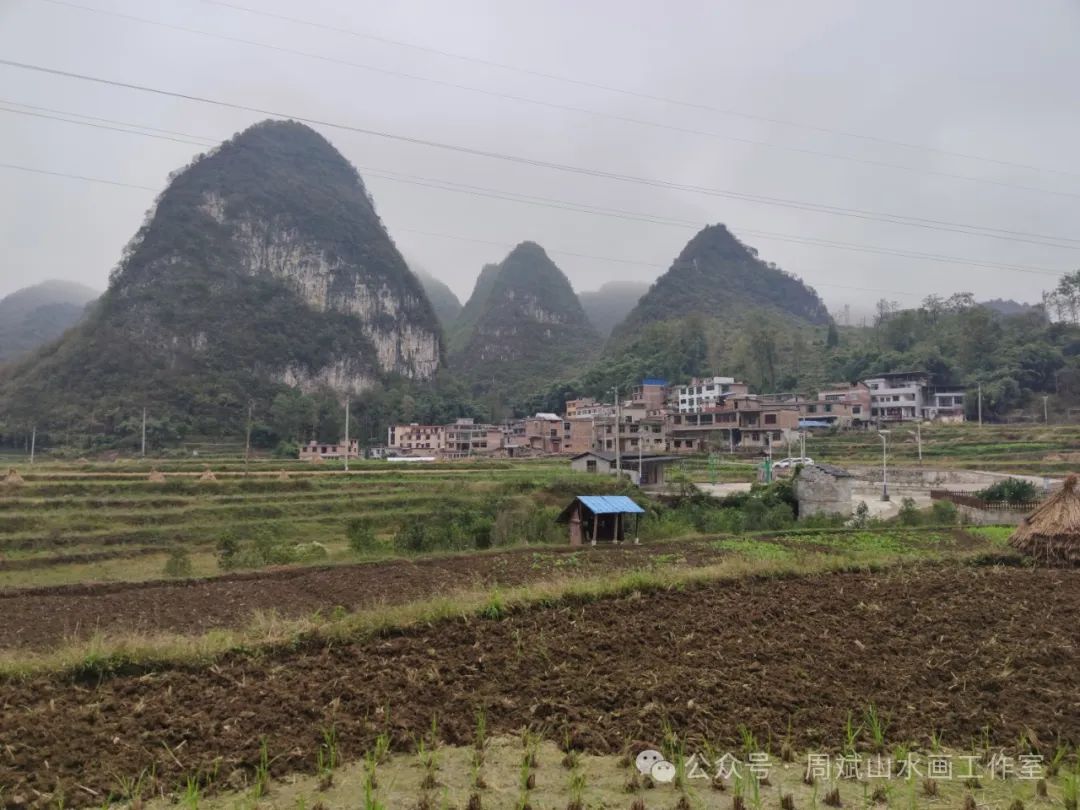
[2,0,1079,319]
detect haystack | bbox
[148,469,166,483]
[277,470,290,481]
[1009,474,1080,566]
[3,468,24,487]
[198,466,218,482]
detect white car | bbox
[774,456,813,470]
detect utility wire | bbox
[3,58,1079,251]
[31,0,1080,201]
[2,104,1070,278]
[200,0,1080,182]
[0,161,1057,304]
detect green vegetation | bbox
[449,242,600,410]
[978,477,1040,503]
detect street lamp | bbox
[878,430,891,501]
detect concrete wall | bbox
[795,467,855,519]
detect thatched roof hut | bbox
[1010,474,1080,565]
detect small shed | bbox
[556,495,646,545]
[569,451,679,487]
[794,463,853,519]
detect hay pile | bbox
[3,468,24,487]
[1010,474,1080,566]
[198,466,217,482]
[277,470,290,481]
[148,469,166,483]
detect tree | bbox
[826,321,840,349]
[269,389,316,443]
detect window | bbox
[586,460,597,473]
[764,414,777,425]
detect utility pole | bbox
[29,425,36,465]
[344,398,351,472]
[1044,395,1050,424]
[141,407,147,458]
[244,400,253,475]
[977,383,983,427]
[799,431,806,460]
[915,421,923,463]
[613,386,622,479]
[878,430,890,501]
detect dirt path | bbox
[0,542,723,651]
[1,564,1077,806]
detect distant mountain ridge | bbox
[0,280,99,363]
[451,242,599,401]
[579,281,649,338]
[413,268,462,330]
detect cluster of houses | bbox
[300,371,966,464]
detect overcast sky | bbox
[2,0,1079,320]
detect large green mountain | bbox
[610,224,830,341]
[578,281,649,338]
[0,280,99,363]
[0,120,441,438]
[450,242,599,400]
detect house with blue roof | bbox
[556,495,646,545]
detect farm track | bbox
[0,541,727,651]
[1,564,1077,805]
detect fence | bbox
[929,489,1041,512]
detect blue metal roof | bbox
[577,495,645,514]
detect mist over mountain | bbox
[0,280,99,363]
[578,281,649,338]
[413,268,463,330]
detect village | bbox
[300,371,967,463]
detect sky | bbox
[2,0,1080,321]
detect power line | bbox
[201,0,1080,183]
[2,102,1071,278]
[4,58,1079,251]
[0,160,1046,303]
[0,161,157,191]
[32,0,1080,202]
[0,104,213,147]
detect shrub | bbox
[978,478,1038,504]
[897,497,921,526]
[346,518,379,553]
[929,499,958,525]
[216,524,299,570]
[163,546,193,578]
[851,501,871,528]
[273,440,299,459]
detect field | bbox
[1,447,1078,809]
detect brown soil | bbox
[1,564,1077,806]
[0,542,725,651]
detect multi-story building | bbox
[564,398,614,419]
[592,409,668,456]
[667,396,799,452]
[865,372,930,422]
[444,418,502,457]
[522,413,565,453]
[670,376,751,413]
[629,378,669,410]
[387,423,446,454]
[925,390,967,422]
[299,439,359,462]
